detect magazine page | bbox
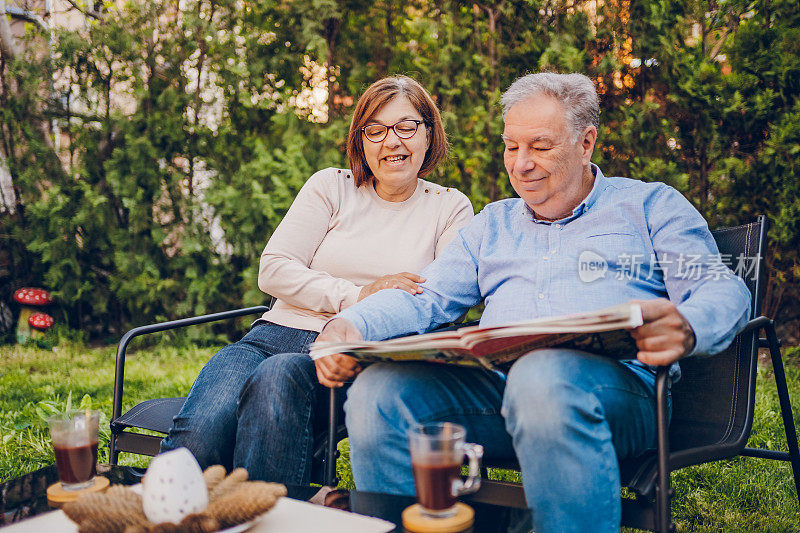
[309,303,643,368]
[309,329,467,360]
[469,329,640,366]
[455,302,642,339]
[322,346,489,368]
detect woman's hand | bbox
[358,272,426,301]
[314,318,364,388]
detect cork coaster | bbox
[402,502,474,532]
[47,476,110,508]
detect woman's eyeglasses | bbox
[362,120,426,143]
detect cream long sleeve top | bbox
[257,167,474,332]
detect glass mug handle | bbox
[451,443,484,497]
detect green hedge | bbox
[1,0,798,339]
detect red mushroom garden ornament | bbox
[29,312,54,332]
[13,287,53,343]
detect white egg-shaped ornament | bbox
[142,447,209,524]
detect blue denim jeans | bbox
[345,348,666,533]
[160,322,326,484]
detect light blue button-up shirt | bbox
[337,165,751,379]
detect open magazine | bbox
[310,302,644,371]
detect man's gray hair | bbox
[501,72,600,141]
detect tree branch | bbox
[0,3,21,59]
[43,106,106,123]
[64,0,103,20]
[1,3,49,32]
[708,25,732,59]
[708,2,755,59]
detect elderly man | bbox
[314,73,751,533]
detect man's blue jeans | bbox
[345,348,665,533]
[160,321,325,484]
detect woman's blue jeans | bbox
[160,321,326,484]
[345,348,666,533]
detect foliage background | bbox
[1,0,798,342]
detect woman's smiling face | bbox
[362,95,430,202]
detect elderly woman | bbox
[160,76,473,484]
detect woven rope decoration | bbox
[62,467,287,533]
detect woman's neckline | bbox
[366,178,422,210]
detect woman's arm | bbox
[258,169,363,314]
[435,192,474,256]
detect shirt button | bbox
[543,256,549,261]
[555,224,562,229]
[551,249,557,254]
[538,293,545,299]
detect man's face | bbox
[502,94,595,219]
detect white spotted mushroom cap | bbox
[13,288,53,306]
[28,313,54,330]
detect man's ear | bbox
[580,126,597,165]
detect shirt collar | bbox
[576,163,605,214]
[527,163,605,225]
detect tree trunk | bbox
[325,17,340,119]
[0,3,21,60]
[763,245,785,319]
[699,145,708,214]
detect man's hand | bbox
[630,298,696,366]
[358,272,426,301]
[314,318,364,388]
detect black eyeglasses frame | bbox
[361,119,427,143]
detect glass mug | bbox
[409,422,484,518]
[48,410,100,490]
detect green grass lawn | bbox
[1,340,799,531]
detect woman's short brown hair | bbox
[346,76,447,187]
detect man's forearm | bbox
[675,271,751,356]
[337,226,484,341]
[337,288,445,341]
